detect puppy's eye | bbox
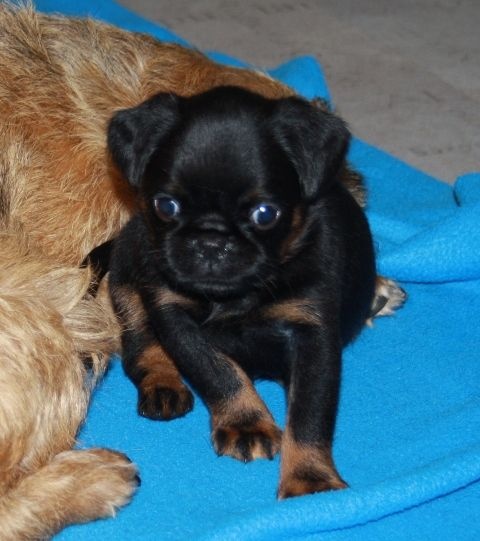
[153,195,181,221]
[250,203,281,230]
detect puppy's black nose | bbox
[200,234,226,250]
[192,233,235,260]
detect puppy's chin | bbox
[173,276,251,300]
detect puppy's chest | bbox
[196,298,255,324]
[192,300,295,379]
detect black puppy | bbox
[107,86,376,498]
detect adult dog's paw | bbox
[49,448,140,522]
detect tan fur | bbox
[155,287,198,310]
[262,298,324,326]
[210,356,282,461]
[138,345,184,393]
[0,220,137,538]
[111,284,147,333]
[0,4,405,531]
[110,285,194,420]
[0,448,138,541]
[280,206,306,262]
[137,344,193,419]
[372,276,408,317]
[278,428,347,499]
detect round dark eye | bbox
[250,203,281,230]
[153,195,181,221]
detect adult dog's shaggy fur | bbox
[0,4,404,537]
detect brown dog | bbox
[0,4,404,538]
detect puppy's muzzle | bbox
[189,233,238,276]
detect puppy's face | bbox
[108,87,349,299]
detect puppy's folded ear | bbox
[271,97,350,201]
[108,93,179,188]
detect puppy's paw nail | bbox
[212,419,282,462]
[138,386,194,421]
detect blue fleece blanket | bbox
[31,1,480,539]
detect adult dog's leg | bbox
[0,238,138,539]
[0,449,138,541]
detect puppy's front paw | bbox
[212,415,282,462]
[138,385,194,420]
[278,468,347,499]
[278,435,347,499]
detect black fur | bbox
[105,86,376,494]
[80,239,113,296]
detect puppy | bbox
[106,86,377,498]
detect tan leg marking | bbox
[210,358,282,462]
[278,429,347,499]
[154,287,197,310]
[367,276,407,325]
[111,284,146,332]
[262,298,323,326]
[136,343,194,420]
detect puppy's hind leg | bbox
[368,276,407,323]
